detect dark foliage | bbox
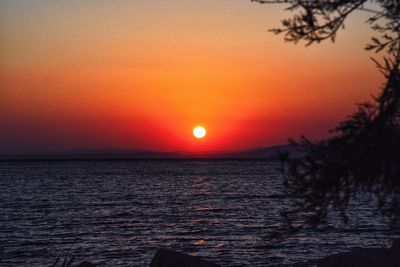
[252,0,400,53]
[251,0,400,233]
[50,257,74,267]
[50,257,94,267]
[281,58,400,232]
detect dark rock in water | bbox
[391,239,400,252]
[317,239,400,267]
[77,262,95,267]
[150,249,221,267]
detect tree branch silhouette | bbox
[252,0,400,53]
[252,0,400,237]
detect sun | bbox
[193,126,206,139]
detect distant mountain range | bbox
[0,144,303,160]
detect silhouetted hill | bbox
[0,144,301,161]
[180,144,301,159]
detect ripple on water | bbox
[0,160,397,267]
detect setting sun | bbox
[193,126,207,139]
[0,1,395,267]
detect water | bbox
[0,160,396,266]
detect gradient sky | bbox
[0,0,384,153]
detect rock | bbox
[391,239,400,252]
[317,241,400,267]
[150,249,221,267]
[77,262,95,267]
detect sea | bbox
[0,160,396,266]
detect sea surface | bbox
[0,160,397,267]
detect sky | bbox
[0,0,384,153]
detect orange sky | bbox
[0,0,384,153]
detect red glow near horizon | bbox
[0,1,383,154]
